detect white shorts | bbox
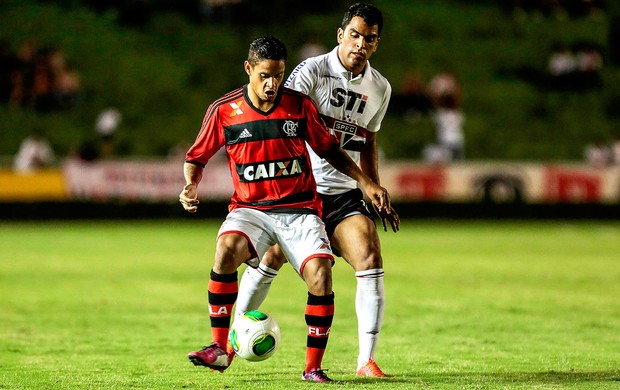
[217,208,334,276]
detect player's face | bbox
[337,16,379,76]
[245,59,286,109]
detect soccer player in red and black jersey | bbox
[180,35,391,382]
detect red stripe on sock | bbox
[305,304,334,317]
[208,280,238,294]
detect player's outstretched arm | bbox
[179,162,203,213]
[321,146,391,214]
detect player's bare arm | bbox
[360,132,381,183]
[361,132,400,232]
[179,162,203,213]
[321,146,391,213]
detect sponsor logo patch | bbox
[237,157,304,182]
[229,100,244,116]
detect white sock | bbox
[355,268,385,368]
[234,263,278,324]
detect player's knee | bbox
[303,259,332,295]
[352,249,383,271]
[217,234,241,252]
[215,233,251,267]
[262,248,285,270]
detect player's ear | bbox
[337,27,344,44]
[244,61,252,76]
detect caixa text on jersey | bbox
[236,157,305,182]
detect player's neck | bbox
[252,99,274,113]
[246,88,275,113]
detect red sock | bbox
[304,292,334,373]
[208,270,238,347]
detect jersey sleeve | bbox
[302,96,339,156]
[185,104,226,166]
[284,59,318,95]
[367,79,392,133]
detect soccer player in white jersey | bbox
[235,2,400,378]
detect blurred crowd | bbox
[3,0,618,170]
[12,128,55,174]
[0,39,81,112]
[390,70,465,164]
[547,41,604,92]
[584,134,620,167]
[504,38,604,94]
[76,0,348,27]
[500,0,606,18]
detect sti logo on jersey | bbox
[330,88,368,114]
[237,157,304,182]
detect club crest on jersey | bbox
[333,120,361,148]
[333,120,357,135]
[282,120,298,137]
[229,100,244,116]
[237,157,304,182]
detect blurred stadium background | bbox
[1,0,619,218]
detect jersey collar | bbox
[242,84,283,116]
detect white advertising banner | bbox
[63,159,233,202]
[61,159,620,204]
[380,161,620,204]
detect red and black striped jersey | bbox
[186,85,339,214]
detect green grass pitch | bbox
[1,219,619,389]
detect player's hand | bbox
[179,183,200,213]
[373,204,400,233]
[365,182,391,215]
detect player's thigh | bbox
[217,208,277,271]
[331,214,382,271]
[276,213,333,276]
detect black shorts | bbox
[320,188,375,240]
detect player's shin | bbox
[235,263,278,323]
[355,269,385,367]
[305,292,334,373]
[208,270,238,346]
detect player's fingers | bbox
[183,204,198,213]
[179,194,199,204]
[179,197,199,212]
[384,190,392,213]
[391,218,399,232]
[376,190,387,212]
[387,208,399,232]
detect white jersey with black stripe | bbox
[284,46,391,195]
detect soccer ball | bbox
[229,310,281,362]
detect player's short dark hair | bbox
[341,2,383,36]
[247,35,288,66]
